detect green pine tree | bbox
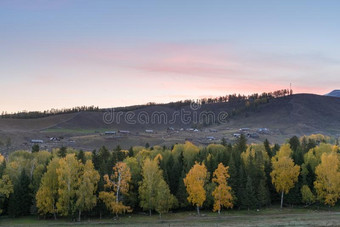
[8,170,32,217]
[264,139,272,158]
[31,144,40,153]
[58,146,67,158]
[244,176,257,210]
[77,150,86,164]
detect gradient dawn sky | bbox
[1,0,340,112]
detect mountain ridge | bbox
[325,89,340,98]
[1,93,339,151]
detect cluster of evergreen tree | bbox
[0,133,339,220]
[198,88,292,105]
[1,106,100,119]
[1,89,291,119]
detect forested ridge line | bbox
[1,89,291,119]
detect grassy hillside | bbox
[228,94,340,134]
[1,94,339,151]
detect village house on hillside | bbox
[104,131,116,135]
[31,139,43,144]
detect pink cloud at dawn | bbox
[61,42,339,90]
[1,41,339,113]
[1,1,340,113]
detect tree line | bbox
[1,89,291,119]
[1,106,100,119]
[0,133,339,220]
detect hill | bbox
[325,89,340,98]
[1,94,340,152]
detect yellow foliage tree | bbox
[183,162,208,215]
[0,155,10,200]
[314,152,340,206]
[302,143,334,173]
[56,154,82,217]
[99,162,132,217]
[241,144,270,167]
[0,154,5,164]
[300,134,330,144]
[31,151,53,193]
[36,157,60,219]
[183,141,199,168]
[172,142,199,172]
[212,163,233,214]
[301,185,315,205]
[135,149,151,164]
[0,175,13,214]
[155,179,177,218]
[139,158,159,215]
[138,155,176,217]
[270,144,300,208]
[76,160,100,221]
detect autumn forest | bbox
[0,134,339,221]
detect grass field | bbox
[41,128,108,134]
[1,207,339,227]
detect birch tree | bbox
[183,162,208,215]
[270,144,300,208]
[99,162,132,217]
[212,163,233,214]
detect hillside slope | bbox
[326,90,340,98]
[228,94,340,135]
[49,94,340,134]
[1,94,339,151]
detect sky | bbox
[1,0,340,112]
